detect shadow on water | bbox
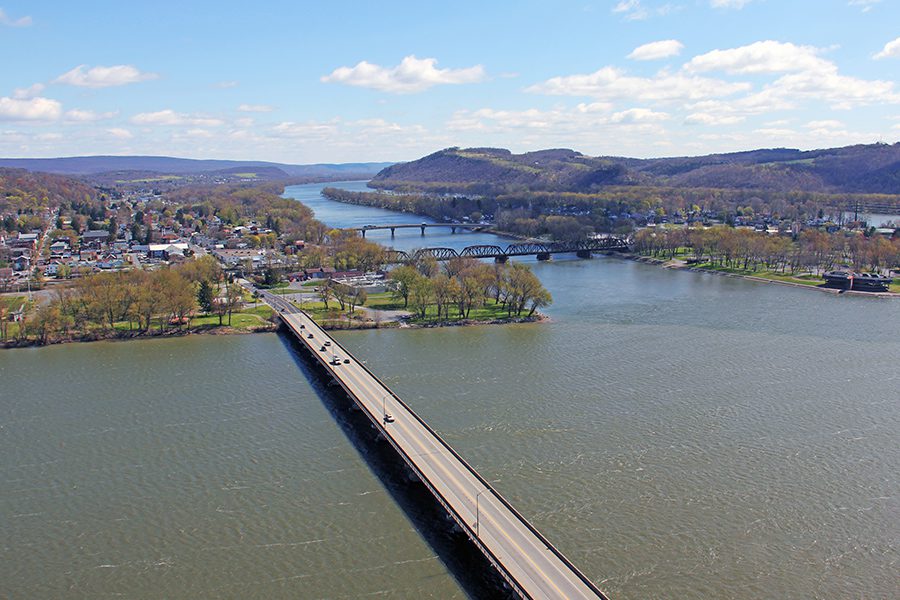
[277,329,514,600]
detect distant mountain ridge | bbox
[371,143,900,195]
[0,155,393,177]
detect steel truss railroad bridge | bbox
[384,236,630,263]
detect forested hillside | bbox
[371,143,900,196]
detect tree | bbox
[225,282,243,325]
[197,280,215,314]
[389,265,418,308]
[318,280,332,309]
[408,274,433,319]
[348,287,367,314]
[431,274,458,320]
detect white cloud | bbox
[873,37,900,59]
[213,80,239,88]
[806,120,844,129]
[612,0,676,21]
[0,8,31,26]
[710,0,753,8]
[448,104,669,135]
[54,64,158,88]
[131,109,223,127]
[527,66,750,103]
[272,120,341,139]
[65,109,117,122]
[628,40,684,61]
[0,96,62,121]
[685,40,827,74]
[321,55,486,93]
[753,127,797,137]
[849,0,882,12]
[610,108,670,123]
[684,112,745,125]
[12,83,45,99]
[237,103,274,112]
[107,128,133,139]
[767,66,899,109]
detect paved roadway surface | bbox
[255,287,609,600]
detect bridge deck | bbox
[261,291,608,600]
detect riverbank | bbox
[311,312,547,331]
[1,320,278,349]
[620,253,900,298]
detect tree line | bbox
[633,226,900,275]
[11,256,245,344]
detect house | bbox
[148,242,189,260]
[12,255,31,271]
[81,229,110,248]
[49,240,70,256]
[10,232,38,250]
[0,267,13,282]
[302,266,336,279]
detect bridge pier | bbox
[451,226,457,234]
[536,252,551,261]
[390,227,395,237]
[576,250,592,259]
[494,256,508,264]
[421,226,426,236]
[361,229,366,238]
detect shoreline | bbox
[1,321,278,350]
[314,313,547,331]
[2,311,547,349]
[616,253,899,298]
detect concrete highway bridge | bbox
[257,288,610,600]
[356,222,494,237]
[384,236,630,264]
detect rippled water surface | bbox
[1,182,898,599]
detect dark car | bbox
[307,333,314,339]
[320,345,326,351]
[343,358,350,364]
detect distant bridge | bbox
[356,222,494,237]
[384,236,630,264]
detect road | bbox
[255,287,608,600]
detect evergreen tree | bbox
[197,280,215,314]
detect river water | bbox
[1,182,897,599]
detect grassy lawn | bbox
[267,287,306,295]
[108,305,274,333]
[2,295,28,312]
[255,281,289,290]
[364,291,406,310]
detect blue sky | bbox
[1,0,899,163]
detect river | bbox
[1,181,897,599]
